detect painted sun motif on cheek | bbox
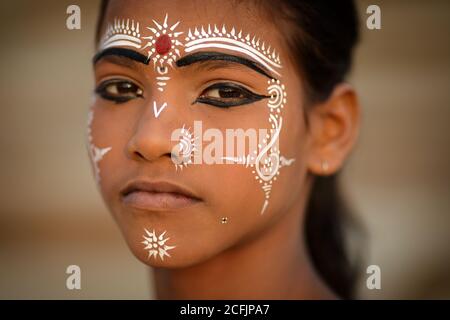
[171,125,199,171]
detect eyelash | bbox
[95,79,144,103]
[195,82,269,108]
[95,79,268,108]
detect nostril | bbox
[134,150,147,160]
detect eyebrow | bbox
[93,47,149,65]
[176,52,276,79]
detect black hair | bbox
[96,0,361,299]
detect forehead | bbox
[102,0,283,52]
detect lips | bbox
[120,180,202,211]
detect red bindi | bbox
[155,34,172,55]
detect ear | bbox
[306,83,360,176]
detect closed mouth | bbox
[120,180,202,211]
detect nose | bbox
[126,100,176,164]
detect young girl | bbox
[89,0,361,299]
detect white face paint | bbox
[86,109,112,184]
[97,17,295,214]
[155,66,169,92]
[184,24,282,76]
[142,228,176,261]
[180,24,295,213]
[99,14,183,118]
[153,101,168,118]
[171,125,198,171]
[142,13,183,100]
[280,156,295,167]
[221,79,294,214]
[253,79,293,214]
[100,18,142,50]
[142,14,183,68]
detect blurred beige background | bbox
[0,0,449,299]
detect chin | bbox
[124,230,234,269]
[128,244,208,269]
[115,213,238,269]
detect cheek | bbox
[87,105,131,204]
[229,81,309,220]
[188,92,307,240]
[269,97,309,215]
[201,162,262,220]
[86,107,113,186]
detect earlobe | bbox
[306,83,360,176]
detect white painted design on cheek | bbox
[267,81,286,109]
[172,125,198,171]
[254,80,284,213]
[280,156,295,167]
[184,24,282,76]
[86,109,112,184]
[255,114,282,182]
[100,18,142,50]
[153,101,168,118]
[252,79,292,214]
[221,155,253,168]
[142,229,176,261]
[261,200,269,215]
[93,146,112,165]
[216,79,293,215]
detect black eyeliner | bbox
[194,82,270,108]
[95,79,143,104]
[176,52,276,80]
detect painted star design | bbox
[142,229,176,261]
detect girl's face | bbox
[89,0,310,267]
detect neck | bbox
[152,199,336,299]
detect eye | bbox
[95,79,144,103]
[195,82,269,108]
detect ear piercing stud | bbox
[221,217,228,224]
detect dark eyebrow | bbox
[176,52,276,80]
[93,47,149,65]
